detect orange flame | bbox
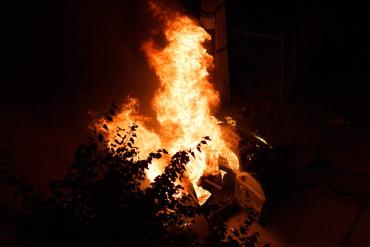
[101,2,239,205]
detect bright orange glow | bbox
[101,2,239,205]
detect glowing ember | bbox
[101,1,239,205]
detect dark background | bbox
[1,0,369,193]
[0,0,204,188]
[0,0,370,246]
[1,0,162,188]
[0,0,369,193]
[1,1,370,245]
[227,1,370,121]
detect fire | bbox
[101,2,239,205]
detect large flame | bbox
[101,2,239,205]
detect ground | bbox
[222,96,370,247]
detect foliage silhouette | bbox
[0,104,260,247]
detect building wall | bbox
[201,0,230,103]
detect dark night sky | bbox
[1,0,370,189]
